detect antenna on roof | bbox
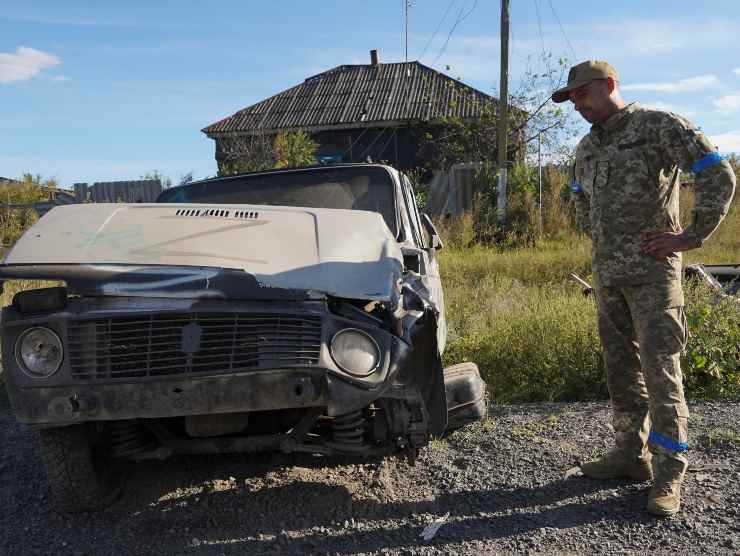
[405,1,411,62]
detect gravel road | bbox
[1,387,738,555]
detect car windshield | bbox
[157,166,397,235]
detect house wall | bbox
[314,127,422,170]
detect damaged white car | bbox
[0,163,487,512]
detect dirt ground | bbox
[1,389,738,555]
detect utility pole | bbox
[538,131,543,232]
[496,0,510,234]
[405,1,409,63]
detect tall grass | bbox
[439,173,739,401]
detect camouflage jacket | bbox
[573,102,736,287]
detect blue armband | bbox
[691,152,725,174]
[649,431,689,453]
[570,181,583,193]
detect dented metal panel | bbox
[2,203,404,303]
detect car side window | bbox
[401,176,424,248]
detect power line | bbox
[546,0,576,61]
[432,0,478,66]
[418,0,459,62]
[357,127,391,161]
[533,0,547,58]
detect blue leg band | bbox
[649,431,688,452]
[570,181,583,193]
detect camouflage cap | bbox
[551,60,619,103]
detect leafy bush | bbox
[682,281,740,399]
[274,130,318,169]
[0,175,48,247]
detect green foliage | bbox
[0,175,48,247]
[405,168,429,211]
[681,282,740,399]
[436,163,577,247]
[217,134,276,176]
[217,131,318,176]
[417,53,578,173]
[273,130,318,169]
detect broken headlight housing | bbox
[330,328,381,377]
[15,326,64,379]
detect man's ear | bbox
[606,77,617,95]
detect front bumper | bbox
[3,296,412,426]
[7,368,399,426]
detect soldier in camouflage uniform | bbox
[552,61,736,516]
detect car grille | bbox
[67,313,323,380]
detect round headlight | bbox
[15,327,64,379]
[330,328,381,377]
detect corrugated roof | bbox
[202,62,497,136]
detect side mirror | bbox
[421,213,444,251]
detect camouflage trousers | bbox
[594,280,689,476]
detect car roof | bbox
[187,163,400,187]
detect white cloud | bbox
[733,68,740,76]
[621,74,720,93]
[713,93,740,113]
[52,75,70,82]
[0,46,60,84]
[710,131,740,154]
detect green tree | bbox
[274,130,318,169]
[418,53,579,172]
[217,133,276,176]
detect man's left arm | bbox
[643,113,736,258]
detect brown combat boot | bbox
[647,477,683,516]
[647,453,687,517]
[580,449,653,481]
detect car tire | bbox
[444,362,488,433]
[38,424,123,513]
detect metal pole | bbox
[496,0,510,234]
[405,1,409,63]
[538,131,543,232]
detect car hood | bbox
[1,203,404,302]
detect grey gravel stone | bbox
[1,389,738,554]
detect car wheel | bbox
[443,362,488,433]
[38,424,123,513]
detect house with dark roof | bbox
[202,51,513,173]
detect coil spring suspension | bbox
[332,410,365,447]
[109,421,155,459]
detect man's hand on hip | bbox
[642,232,694,259]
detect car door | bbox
[400,174,446,353]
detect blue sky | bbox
[2,1,740,187]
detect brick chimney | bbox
[370,49,379,66]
